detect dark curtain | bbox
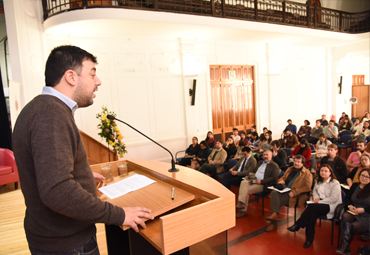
[0,67,12,150]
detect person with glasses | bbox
[336,168,370,255]
[347,154,370,189]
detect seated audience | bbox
[290,139,312,169]
[260,127,268,141]
[199,140,227,178]
[346,141,370,170]
[360,110,369,122]
[249,132,260,151]
[247,125,257,140]
[255,132,272,159]
[190,141,212,170]
[223,137,237,160]
[354,120,370,141]
[222,147,257,189]
[315,133,332,157]
[323,120,338,143]
[336,168,370,255]
[330,115,339,127]
[321,114,329,127]
[271,140,287,169]
[339,116,352,132]
[287,165,341,248]
[205,131,215,148]
[361,112,370,123]
[235,150,279,218]
[281,128,298,150]
[351,118,362,133]
[239,131,249,146]
[231,128,241,145]
[265,155,312,232]
[285,119,297,134]
[338,112,346,123]
[297,120,312,141]
[232,141,246,161]
[347,154,370,189]
[320,144,349,184]
[179,137,200,166]
[307,119,324,144]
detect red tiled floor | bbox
[226,194,370,255]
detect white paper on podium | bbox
[99,174,156,199]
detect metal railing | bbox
[42,0,370,33]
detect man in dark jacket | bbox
[235,150,279,218]
[271,140,287,169]
[320,144,349,184]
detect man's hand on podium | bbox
[122,207,154,232]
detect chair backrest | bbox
[338,135,353,145]
[341,189,346,203]
[283,148,292,157]
[309,144,315,152]
[0,148,15,167]
[339,130,352,137]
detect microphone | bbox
[107,115,179,172]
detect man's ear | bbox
[64,70,77,86]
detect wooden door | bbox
[352,85,370,119]
[210,65,256,142]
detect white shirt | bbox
[317,177,331,199]
[42,86,78,116]
[256,161,269,180]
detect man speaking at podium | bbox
[13,45,153,254]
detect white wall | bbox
[293,0,370,12]
[4,0,370,163]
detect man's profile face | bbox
[73,60,102,107]
[357,143,365,151]
[329,121,334,128]
[242,151,249,158]
[263,151,272,162]
[327,148,337,157]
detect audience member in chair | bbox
[255,132,272,159]
[223,137,237,161]
[347,154,370,189]
[232,141,247,161]
[285,119,297,134]
[291,139,312,169]
[307,119,324,144]
[239,132,249,146]
[351,118,361,134]
[179,137,200,167]
[353,120,370,141]
[321,114,329,127]
[205,131,215,149]
[260,127,268,141]
[222,147,257,190]
[320,144,349,184]
[190,141,211,170]
[281,128,298,150]
[231,128,241,145]
[361,112,370,123]
[323,120,338,143]
[297,120,311,141]
[339,117,352,132]
[247,125,257,140]
[265,155,312,232]
[315,133,331,158]
[338,112,346,124]
[287,165,341,248]
[235,150,279,218]
[199,140,227,178]
[346,141,370,171]
[271,140,287,170]
[249,132,260,152]
[336,168,370,255]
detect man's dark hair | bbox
[239,141,246,147]
[233,128,238,131]
[294,154,306,164]
[242,147,251,153]
[329,120,335,124]
[271,140,281,148]
[45,45,97,87]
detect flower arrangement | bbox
[96,106,127,158]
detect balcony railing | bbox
[42,0,370,34]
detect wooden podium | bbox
[90,159,235,255]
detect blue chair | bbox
[281,148,292,171]
[351,118,356,124]
[337,135,353,158]
[338,130,352,137]
[318,190,346,245]
[252,191,268,215]
[175,150,186,163]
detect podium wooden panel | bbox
[90,159,235,255]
